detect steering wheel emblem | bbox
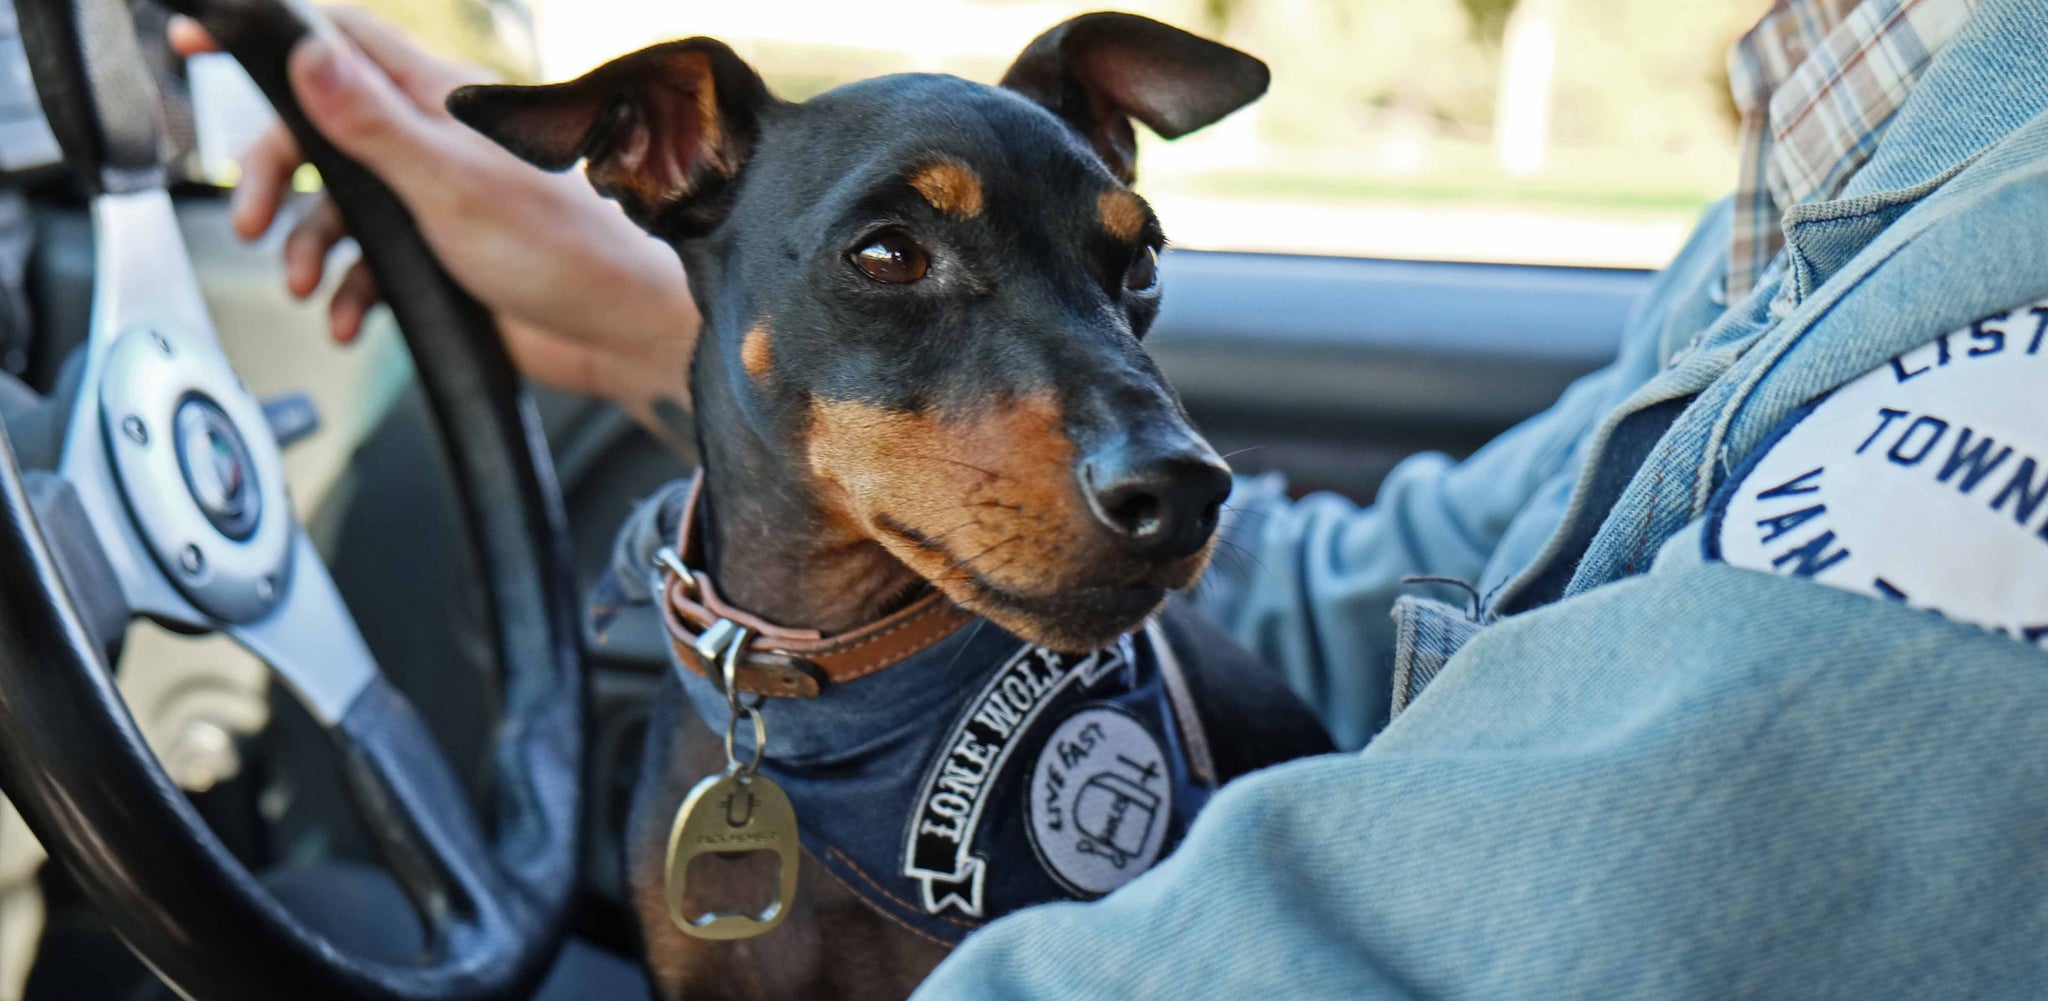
[175,396,260,540]
[99,324,292,623]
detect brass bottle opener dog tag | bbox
[665,770,801,939]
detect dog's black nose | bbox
[1081,447,1232,560]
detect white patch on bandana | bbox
[1711,298,2048,649]
[1025,703,1172,897]
[902,641,1128,918]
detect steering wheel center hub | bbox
[175,396,260,540]
[99,323,292,623]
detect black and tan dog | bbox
[452,12,1330,999]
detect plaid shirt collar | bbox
[1725,0,1979,297]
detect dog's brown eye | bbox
[852,230,930,284]
[1123,246,1159,292]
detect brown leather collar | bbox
[658,477,974,698]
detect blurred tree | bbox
[1493,0,1557,173]
[1200,0,1239,32]
[1458,0,1521,44]
[356,0,535,81]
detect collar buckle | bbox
[693,617,747,678]
[654,545,694,590]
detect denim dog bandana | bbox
[669,609,1218,945]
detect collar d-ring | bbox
[713,625,768,777]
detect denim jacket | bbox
[915,1,2048,996]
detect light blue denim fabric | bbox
[1385,594,1483,718]
[1193,203,1732,749]
[923,565,2048,999]
[914,1,2048,995]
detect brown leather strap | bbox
[659,477,973,698]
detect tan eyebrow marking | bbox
[908,157,985,219]
[1098,189,1146,242]
[742,321,773,378]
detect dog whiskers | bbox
[1204,536,1269,581]
[934,535,1022,580]
[933,457,1002,479]
[922,516,985,548]
[1211,535,1268,578]
[935,618,991,676]
[974,554,1018,579]
[931,542,1022,585]
[938,553,1019,588]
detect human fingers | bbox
[166,15,218,57]
[324,6,485,109]
[328,257,381,345]
[287,31,447,196]
[228,122,306,240]
[283,196,348,300]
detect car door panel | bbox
[1147,250,1645,497]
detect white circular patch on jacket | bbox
[1710,299,2048,648]
[1025,704,1171,896]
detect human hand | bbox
[170,8,702,446]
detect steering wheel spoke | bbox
[330,672,527,950]
[54,189,237,628]
[225,528,380,723]
[43,185,383,723]
[49,173,479,911]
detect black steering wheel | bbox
[1,0,582,998]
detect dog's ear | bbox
[1000,12,1267,184]
[448,39,774,235]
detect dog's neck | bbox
[688,341,930,635]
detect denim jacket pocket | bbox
[1389,594,1487,719]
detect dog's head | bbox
[451,13,1266,651]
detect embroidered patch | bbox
[1025,703,1172,897]
[1708,298,2048,649]
[902,639,1127,918]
